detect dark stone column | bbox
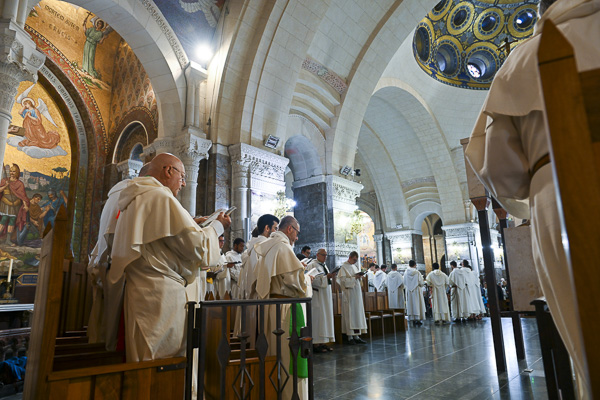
[293,182,335,266]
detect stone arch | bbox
[284,136,322,182]
[371,79,466,225]
[328,0,438,175]
[33,0,188,138]
[112,121,149,164]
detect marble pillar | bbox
[228,143,289,242]
[144,130,212,215]
[293,175,363,267]
[442,222,483,274]
[373,234,383,265]
[387,230,426,272]
[116,159,143,180]
[0,19,45,169]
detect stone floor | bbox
[313,317,548,399]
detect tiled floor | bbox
[313,318,548,399]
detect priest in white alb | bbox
[449,260,471,322]
[338,251,368,344]
[255,216,312,400]
[373,265,387,292]
[404,260,426,326]
[308,248,336,352]
[210,235,231,299]
[463,260,485,318]
[108,153,230,362]
[225,237,245,299]
[426,262,450,323]
[387,264,405,309]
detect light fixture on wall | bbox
[340,165,352,175]
[354,169,361,177]
[264,135,280,149]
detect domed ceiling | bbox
[413,0,539,90]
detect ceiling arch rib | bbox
[371,83,466,224]
[357,122,409,229]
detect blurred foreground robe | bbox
[255,231,311,400]
[108,176,223,362]
[87,179,130,348]
[465,0,600,395]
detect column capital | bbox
[373,234,384,243]
[116,159,143,180]
[228,143,289,195]
[150,131,212,164]
[441,222,480,240]
[327,175,363,213]
[385,229,420,246]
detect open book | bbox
[197,206,236,228]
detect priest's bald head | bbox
[278,216,300,244]
[147,153,186,196]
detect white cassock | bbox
[373,270,387,292]
[387,270,405,309]
[426,270,450,322]
[338,262,367,335]
[255,231,311,400]
[308,260,335,344]
[464,1,600,394]
[225,250,243,299]
[87,179,129,347]
[449,268,471,319]
[109,176,223,362]
[404,268,425,321]
[367,270,375,292]
[212,254,230,299]
[467,270,485,315]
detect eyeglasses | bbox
[291,225,300,234]
[169,166,186,182]
[317,253,327,257]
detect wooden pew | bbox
[23,207,186,399]
[538,20,600,398]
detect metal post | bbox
[493,200,526,360]
[473,196,507,373]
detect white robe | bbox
[449,268,471,319]
[386,270,405,309]
[212,254,230,299]
[404,268,425,321]
[467,271,485,315]
[465,1,600,394]
[108,177,223,362]
[338,261,367,334]
[367,270,375,292]
[87,179,130,346]
[254,231,310,400]
[373,270,387,292]
[426,270,450,322]
[308,260,335,344]
[225,250,243,299]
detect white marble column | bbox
[0,20,45,169]
[116,159,143,180]
[373,233,384,265]
[386,229,423,271]
[146,130,212,215]
[442,222,482,274]
[229,143,289,242]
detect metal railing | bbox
[185,297,314,400]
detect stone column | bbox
[373,233,383,265]
[116,159,143,180]
[229,143,289,242]
[0,20,45,169]
[387,230,425,271]
[441,222,482,274]
[146,130,212,215]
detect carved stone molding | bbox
[229,143,289,195]
[0,21,45,118]
[373,234,383,243]
[441,223,479,240]
[139,0,188,68]
[149,132,212,164]
[301,57,347,95]
[327,175,363,212]
[386,230,419,247]
[117,159,143,180]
